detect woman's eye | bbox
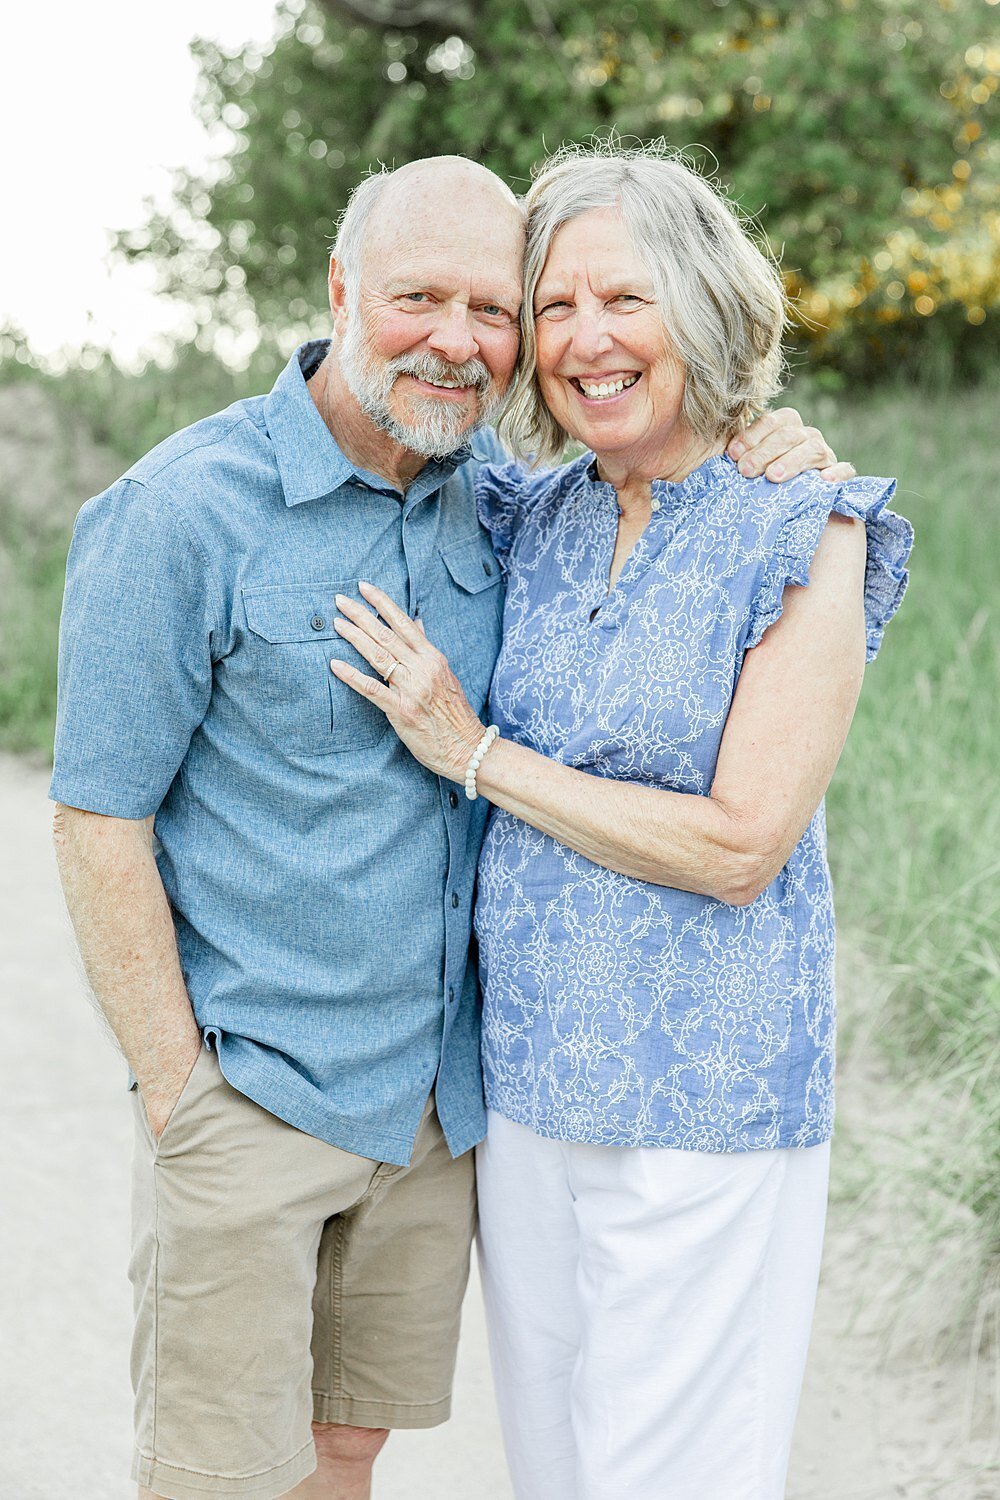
[535,301,572,319]
[611,294,644,307]
[403,292,431,304]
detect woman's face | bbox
[533,206,692,471]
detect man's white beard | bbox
[338,306,504,458]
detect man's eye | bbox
[403,292,431,304]
[480,304,508,319]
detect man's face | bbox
[334,182,524,457]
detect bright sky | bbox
[2,0,282,366]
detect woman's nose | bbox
[570,310,614,363]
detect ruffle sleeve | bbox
[474,460,533,578]
[745,475,913,661]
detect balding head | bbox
[376,153,518,204]
[333,156,522,298]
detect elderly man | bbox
[51,155,846,1500]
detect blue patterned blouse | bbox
[473,452,912,1152]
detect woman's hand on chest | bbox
[330,582,486,783]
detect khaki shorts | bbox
[129,1045,476,1500]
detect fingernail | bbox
[358,580,372,592]
[740,459,757,476]
[329,659,337,671]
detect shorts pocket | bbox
[242,581,391,756]
[133,1045,212,1161]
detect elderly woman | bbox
[332,144,912,1500]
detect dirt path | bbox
[1,753,995,1498]
[788,981,999,1500]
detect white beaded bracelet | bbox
[464,724,500,801]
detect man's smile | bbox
[402,373,477,401]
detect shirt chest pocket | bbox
[436,535,504,711]
[242,583,390,756]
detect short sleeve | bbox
[49,478,219,818]
[474,460,532,577]
[746,475,913,661]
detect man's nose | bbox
[426,306,479,365]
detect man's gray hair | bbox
[331,169,392,300]
[498,141,789,466]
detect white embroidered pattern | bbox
[473,453,912,1151]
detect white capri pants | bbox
[477,1111,830,1500]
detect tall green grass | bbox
[811,384,1000,1322]
[0,509,68,755]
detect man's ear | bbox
[328,256,349,336]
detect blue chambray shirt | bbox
[50,341,506,1165]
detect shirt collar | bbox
[264,339,486,508]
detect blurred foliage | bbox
[0,323,274,467]
[115,0,999,377]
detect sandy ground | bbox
[1,752,996,1499]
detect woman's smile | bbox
[567,370,643,403]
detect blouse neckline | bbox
[584,450,736,508]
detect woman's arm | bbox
[331,513,867,905]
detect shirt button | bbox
[448,791,459,808]
[310,615,326,630]
[448,987,455,1004]
[482,560,494,576]
[650,497,661,512]
[450,892,460,908]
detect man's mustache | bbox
[388,352,492,394]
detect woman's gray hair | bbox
[498,141,789,466]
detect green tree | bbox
[118,0,999,376]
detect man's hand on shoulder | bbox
[727,408,857,484]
